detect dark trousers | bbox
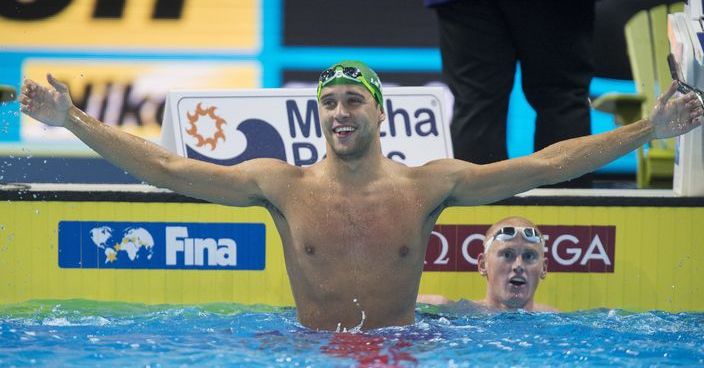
[436,0,595,186]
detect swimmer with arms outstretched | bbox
[418,216,557,312]
[20,61,701,330]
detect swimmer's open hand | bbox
[20,74,73,127]
[649,81,703,139]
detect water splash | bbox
[335,298,366,333]
[0,302,702,366]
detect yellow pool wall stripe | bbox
[0,200,702,311]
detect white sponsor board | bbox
[160,87,451,167]
[669,12,704,196]
[673,127,704,196]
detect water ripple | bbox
[0,301,702,367]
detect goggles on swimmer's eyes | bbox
[316,65,383,108]
[484,226,542,253]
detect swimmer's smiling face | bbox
[478,219,547,310]
[318,84,385,159]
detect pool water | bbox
[1,300,702,367]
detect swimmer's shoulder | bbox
[417,294,452,305]
[244,158,307,178]
[474,299,559,313]
[532,303,559,312]
[418,158,479,172]
[242,157,296,170]
[383,157,470,181]
[417,295,491,313]
[407,158,482,187]
[441,299,491,314]
[238,158,306,195]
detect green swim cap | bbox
[316,60,384,111]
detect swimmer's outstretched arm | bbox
[20,74,292,207]
[422,82,703,206]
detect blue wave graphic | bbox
[186,118,287,165]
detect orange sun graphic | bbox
[185,103,227,150]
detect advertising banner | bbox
[18,60,261,145]
[0,0,260,51]
[58,221,266,270]
[161,87,452,167]
[425,225,615,273]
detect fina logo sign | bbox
[160,87,452,167]
[58,221,265,270]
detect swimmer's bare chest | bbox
[265,173,446,329]
[281,180,433,267]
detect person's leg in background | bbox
[435,0,516,164]
[505,0,595,187]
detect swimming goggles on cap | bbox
[484,226,542,252]
[316,65,382,107]
[319,66,363,85]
